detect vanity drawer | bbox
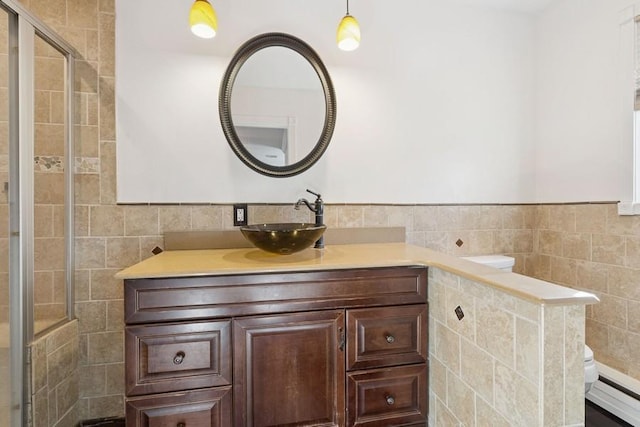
[126,386,232,427]
[125,320,232,396]
[347,364,428,426]
[124,266,427,324]
[347,304,428,370]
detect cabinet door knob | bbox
[177,423,186,427]
[173,351,186,365]
[385,395,395,405]
[385,334,395,344]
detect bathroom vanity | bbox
[121,263,428,425]
[117,243,598,427]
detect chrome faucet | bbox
[295,189,324,249]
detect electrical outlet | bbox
[233,204,248,226]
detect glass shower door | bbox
[33,31,69,335]
[0,2,76,424]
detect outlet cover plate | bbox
[233,204,248,226]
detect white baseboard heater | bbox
[586,363,640,425]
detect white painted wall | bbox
[534,0,636,203]
[116,0,537,203]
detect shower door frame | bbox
[2,1,76,426]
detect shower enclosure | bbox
[0,1,76,426]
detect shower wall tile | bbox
[34,58,64,91]
[34,271,54,304]
[35,123,65,155]
[0,238,8,274]
[89,206,124,236]
[34,173,65,204]
[29,320,79,427]
[0,205,6,238]
[0,273,7,323]
[67,0,98,29]
[32,386,49,427]
[98,77,115,140]
[0,88,7,119]
[35,91,50,123]
[34,205,54,237]
[99,13,115,78]
[76,125,99,157]
[34,238,65,270]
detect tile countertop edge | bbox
[114,242,599,307]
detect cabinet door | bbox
[347,304,427,371]
[125,320,232,396]
[234,310,345,427]
[125,387,232,427]
[347,365,428,426]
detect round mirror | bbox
[219,33,336,177]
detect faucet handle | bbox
[306,189,321,200]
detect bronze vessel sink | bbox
[240,223,326,255]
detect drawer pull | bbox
[385,395,395,405]
[177,423,186,427]
[385,334,395,344]
[173,351,186,365]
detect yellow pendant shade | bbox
[190,0,218,39]
[337,14,360,51]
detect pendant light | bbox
[190,0,218,39]
[336,0,360,51]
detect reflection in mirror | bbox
[231,47,325,167]
[219,33,336,178]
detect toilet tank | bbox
[462,255,515,272]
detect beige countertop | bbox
[115,242,599,306]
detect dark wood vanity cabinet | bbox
[124,266,428,427]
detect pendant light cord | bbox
[346,0,350,15]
